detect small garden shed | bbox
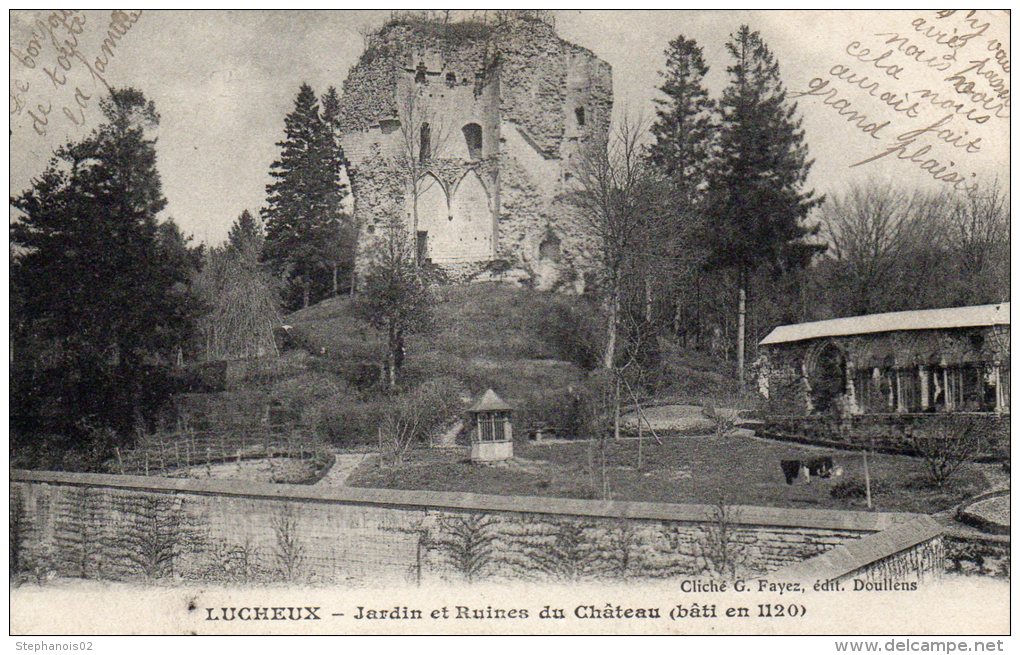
[468,389,514,463]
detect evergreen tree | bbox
[226,208,265,256]
[648,34,716,341]
[11,88,199,445]
[706,26,824,385]
[262,83,349,309]
[649,34,715,198]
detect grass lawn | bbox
[347,434,991,515]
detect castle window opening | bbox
[415,62,427,84]
[419,122,431,163]
[446,72,456,87]
[463,123,483,160]
[575,106,586,127]
[539,234,561,262]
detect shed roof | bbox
[759,303,1010,346]
[469,388,512,412]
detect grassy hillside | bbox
[279,283,602,444]
[166,283,753,450]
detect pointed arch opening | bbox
[448,170,494,262]
[413,173,449,263]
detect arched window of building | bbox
[575,106,586,127]
[415,62,427,84]
[446,72,457,87]
[809,342,847,415]
[462,123,483,160]
[419,122,431,163]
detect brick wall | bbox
[11,470,924,586]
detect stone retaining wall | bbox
[11,470,923,586]
[774,516,945,583]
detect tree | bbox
[194,211,282,361]
[11,87,199,444]
[354,218,434,388]
[649,34,715,200]
[572,115,675,442]
[820,182,943,316]
[648,34,716,341]
[706,25,824,386]
[943,179,1010,307]
[226,209,264,255]
[262,83,349,309]
[572,114,665,371]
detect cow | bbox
[780,457,842,485]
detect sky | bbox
[9,9,1010,245]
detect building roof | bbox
[469,389,512,412]
[759,303,1010,346]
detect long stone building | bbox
[336,14,612,289]
[757,303,1010,455]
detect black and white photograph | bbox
[7,8,1011,639]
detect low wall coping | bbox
[773,515,944,581]
[10,469,919,533]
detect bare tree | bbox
[821,181,944,316]
[571,114,676,448]
[571,114,667,370]
[694,498,748,580]
[942,178,1010,305]
[911,417,981,488]
[379,378,461,465]
[271,508,305,582]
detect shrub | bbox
[830,478,889,501]
[910,416,981,487]
[380,377,463,464]
[315,399,390,447]
[703,404,739,438]
[514,387,587,439]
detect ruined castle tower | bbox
[337,14,612,290]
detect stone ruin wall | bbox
[337,18,612,291]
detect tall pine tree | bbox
[649,34,715,199]
[648,34,716,340]
[262,83,349,309]
[707,25,824,386]
[11,88,199,445]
